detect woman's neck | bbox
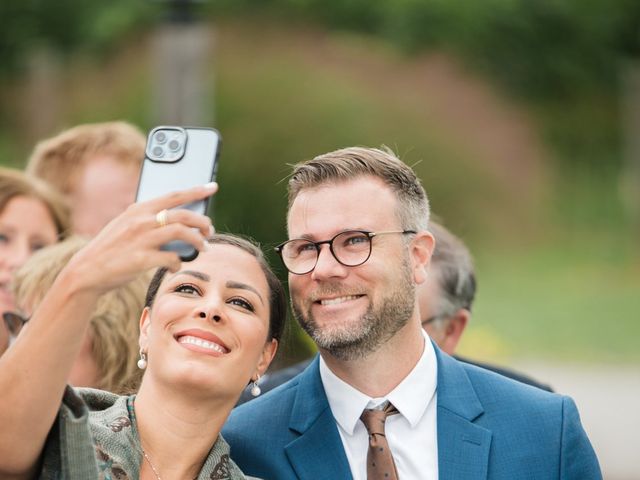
[134,378,234,480]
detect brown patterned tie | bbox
[360,401,400,480]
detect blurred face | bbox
[0,195,58,353]
[71,155,139,237]
[139,245,277,399]
[287,176,417,360]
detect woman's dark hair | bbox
[144,233,286,343]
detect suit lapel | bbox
[284,357,352,480]
[282,348,492,480]
[435,346,492,480]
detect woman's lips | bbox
[174,328,230,356]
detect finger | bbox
[142,182,218,212]
[132,250,182,274]
[155,251,182,273]
[148,224,208,252]
[151,208,212,237]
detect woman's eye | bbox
[175,284,200,295]
[0,233,9,244]
[229,298,254,312]
[31,243,47,253]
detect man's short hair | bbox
[429,221,476,316]
[13,236,150,394]
[287,146,430,231]
[26,121,145,196]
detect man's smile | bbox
[317,295,364,306]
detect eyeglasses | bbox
[2,311,30,337]
[275,230,416,275]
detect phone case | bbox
[136,126,221,261]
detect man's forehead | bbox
[286,177,399,236]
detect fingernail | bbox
[204,182,218,192]
[209,225,216,237]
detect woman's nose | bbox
[6,241,31,271]
[198,310,222,322]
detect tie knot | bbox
[360,401,399,436]
[360,401,400,480]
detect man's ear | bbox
[411,231,435,285]
[254,339,278,379]
[138,306,151,351]
[439,309,470,355]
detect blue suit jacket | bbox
[223,346,601,479]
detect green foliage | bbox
[4,0,639,101]
[200,1,640,176]
[0,0,154,78]
[245,0,640,101]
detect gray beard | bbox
[292,257,416,361]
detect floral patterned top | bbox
[38,386,251,480]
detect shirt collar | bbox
[319,330,437,434]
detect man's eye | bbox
[297,242,316,254]
[229,298,254,312]
[343,234,368,247]
[175,284,200,295]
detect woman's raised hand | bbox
[66,183,218,295]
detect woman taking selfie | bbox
[0,183,285,480]
[0,167,70,355]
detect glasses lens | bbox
[2,312,27,336]
[280,239,318,274]
[332,231,371,266]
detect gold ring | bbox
[155,209,169,228]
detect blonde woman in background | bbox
[9,236,149,393]
[0,167,70,355]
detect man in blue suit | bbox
[223,147,600,479]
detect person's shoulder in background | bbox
[454,354,553,392]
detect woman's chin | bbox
[151,365,241,401]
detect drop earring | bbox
[250,374,261,397]
[137,350,148,370]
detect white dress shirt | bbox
[319,330,438,480]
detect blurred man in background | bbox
[418,221,552,390]
[238,219,550,404]
[26,121,145,237]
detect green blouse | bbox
[39,386,249,480]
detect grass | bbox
[459,239,640,364]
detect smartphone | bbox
[136,126,221,261]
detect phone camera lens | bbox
[152,146,164,157]
[154,131,167,144]
[168,139,181,151]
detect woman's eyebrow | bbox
[170,270,210,282]
[226,281,264,305]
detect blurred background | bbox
[0,0,638,477]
